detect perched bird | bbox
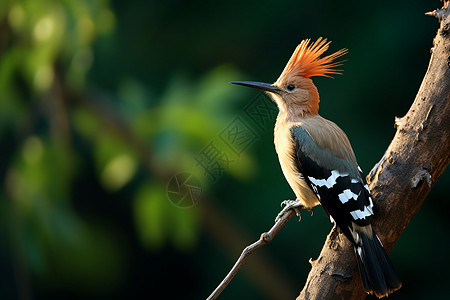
[231,38,401,298]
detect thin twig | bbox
[207,207,301,300]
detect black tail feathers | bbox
[354,228,402,298]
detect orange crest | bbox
[277,38,347,80]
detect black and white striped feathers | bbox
[290,124,374,238]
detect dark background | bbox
[0,0,448,299]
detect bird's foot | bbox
[275,199,305,223]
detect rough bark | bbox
[297,3,450,300]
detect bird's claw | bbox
[275,199,305,223]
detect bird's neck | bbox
[287,100,319,119]
[280,96,320,121]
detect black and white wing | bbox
[290,125,374,243]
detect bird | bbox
[231,37,401,298]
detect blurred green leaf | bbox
[133,181,199,251]
[101,153,137,191]
[133,182,168,250]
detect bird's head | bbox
[232,38,347,117]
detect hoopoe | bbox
[232,38,401,298]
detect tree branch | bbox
[297,2,450,299]
[207,208,299,300]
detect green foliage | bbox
[0,0,125,296]
[1,1,259,296]
[133,181,199,251]
[8,135,124,292]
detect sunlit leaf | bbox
[101,153,137,191]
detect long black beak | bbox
[230,81,282,94]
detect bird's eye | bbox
[286,84,296,91]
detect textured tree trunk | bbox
[297,3,450,299]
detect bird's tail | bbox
[354,226,402,298]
